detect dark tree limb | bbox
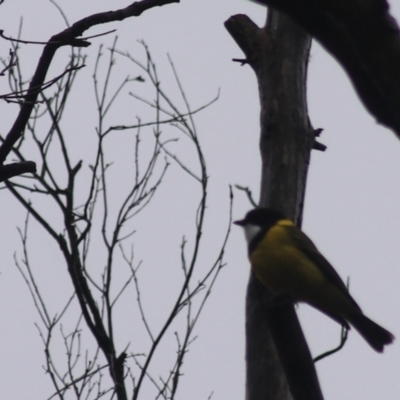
[1,2,179,399]
[252,0,400,138]
[0,0,179,176]
[226,10,323,400]
[0,161,36,182]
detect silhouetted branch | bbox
[7,36,224,400]
[253,0,400,138]
[0,0,179,169]
[0,161,36,181]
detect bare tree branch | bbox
[0,0,179,177]
[6,34,226,400]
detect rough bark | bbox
[226,10,324,400]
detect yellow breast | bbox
[249,223,327,301]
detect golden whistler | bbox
[235,208,394,352]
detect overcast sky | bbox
[1,1,400,399]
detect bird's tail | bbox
[350,312,394,352]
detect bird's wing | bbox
[285,225,360,308]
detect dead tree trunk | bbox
[226,9,324,400]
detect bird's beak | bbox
[233,219,245,226]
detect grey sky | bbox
[0,1,399,399]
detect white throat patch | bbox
[243,223,262,244]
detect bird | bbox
[234,207,394,352]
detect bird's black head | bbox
[234,208,285,228]
[234,208,286,251]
